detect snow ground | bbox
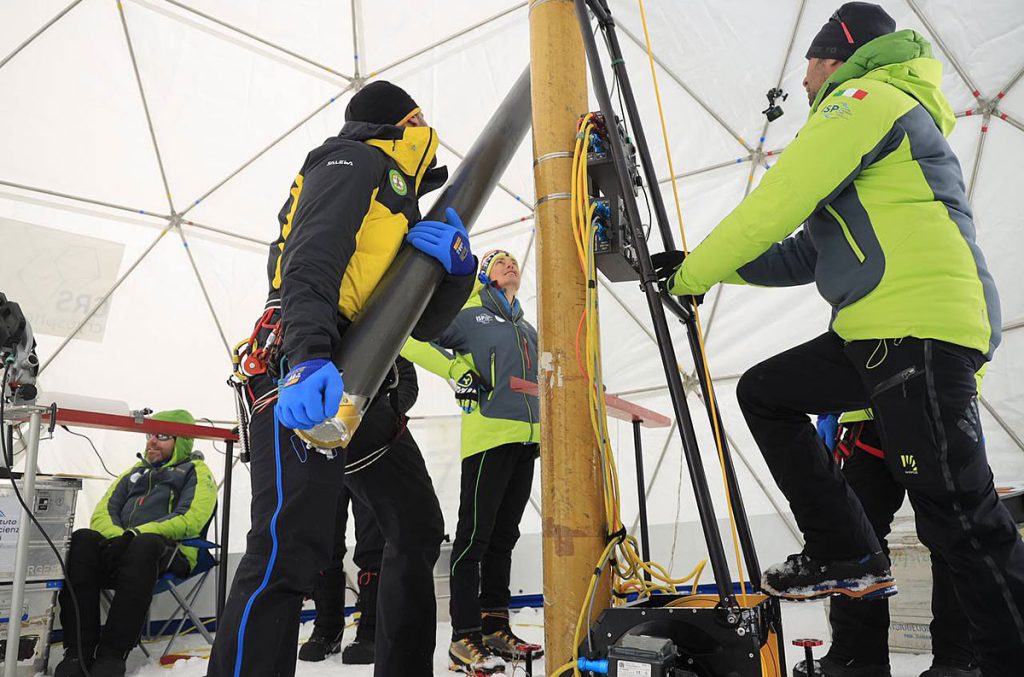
[47,604,935,676]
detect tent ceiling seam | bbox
[998,63,1024,98]
[0,179,168,220]
[0,0,84,72]
[439,139,533,212]
[0,190,169,233]
[656,156,754,186]
[471,215,535,237]
[178,83,355,219]
[1003,318,1024,333]
[156,0,352,82]
[38,221,176,374]
[979,395,1024,454]
[116,0,177,215]
[175,224,233,357]
[967,118,990,202]
[350,0,362,79]
[700,284,727,345]
[614,21,753,153]
[180,219,271,249]
[905,0,982,99]
[366,2,527,80]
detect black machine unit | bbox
[586,114,644,282]
[581,594,783,677]
[607,634,684,677]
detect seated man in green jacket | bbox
[653,4,1023,675]
[403,249,541,675]
[55,409,217,677]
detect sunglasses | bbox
[146,433,174,442]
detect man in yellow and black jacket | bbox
[208,82,477,677]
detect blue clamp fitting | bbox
[577,657,609,674]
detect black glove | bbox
[650,250,706,305]
[454,371,489,413]
[649,250,686,287]
[103,529,138,562]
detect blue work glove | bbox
[454,370,489,414]
[406,207,475,276]
[276,359,344,430]
[816,414,839,451]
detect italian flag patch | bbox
[834,88,869,100]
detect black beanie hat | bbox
[344,81,419,126]
[806,2,896,61]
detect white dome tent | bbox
[0,1,1021,675]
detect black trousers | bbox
[828,423,975,667]
[737,332,1024,676]
[58,529,188,657]
[311,483,385,637]
[207,379,444,677]
[450,443,537,635]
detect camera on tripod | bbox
[0,293,39,405]
[762,87,788,122]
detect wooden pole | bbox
[529,0,609,666]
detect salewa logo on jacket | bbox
[326,159,354,167]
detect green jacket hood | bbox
[150,409,195,465]
[812,29,954,135]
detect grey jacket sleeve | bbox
[735,228,818,287]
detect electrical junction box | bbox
[585,117,643,283]
[608,634,678,677]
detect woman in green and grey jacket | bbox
[402,249,541,674]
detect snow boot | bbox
[89,653,127,677]
[299,568,346,662]
[763,552,896,601]
[920,660,982,677]
[342,569,377,664]
[53,653,90,677]
[298,626,343,662]
[792,655,891,676]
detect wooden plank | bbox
[510,376,671,428]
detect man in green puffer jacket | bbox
[652,4,1022,675]
[402,249,541,674]
[54,409,217,677]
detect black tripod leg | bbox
[575,0,735,601]
[632,419,651,580]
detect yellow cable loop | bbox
[634,0,748,604]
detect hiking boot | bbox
[793,655,891,676]
[53,654,89,677]
[483,626,543,659]
[449,633,506,674]
[298,627,343,662]
[920,660,982,677]
[763,552,896,601]
[341,637,375,664]
[89,655,127,677]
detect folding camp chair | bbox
[144,536,219,658]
